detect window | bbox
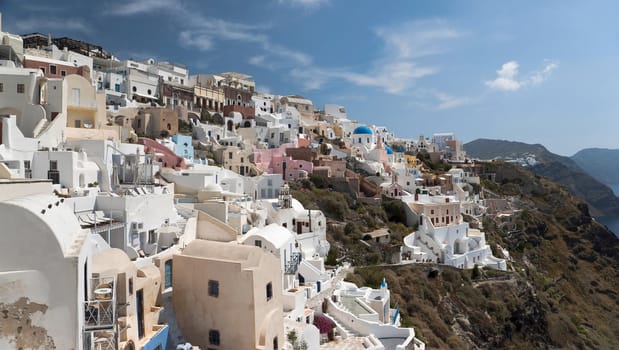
[24,161,30,169]
[61,70,66,77]
[50,65,57,75]
[164,260,173,289]
[273,337,278,350]
[17,84,25,94]
[49,160,58,170]
[75,120,81,128]
[208,280,219,297]
[240,157,244,163]
[148,230,156,244]
[72,88,80,105]
[266,282,273,301]
[115,83,121,92]
[132,86,137,92]
[97,81,103,90]
[0,83,3,92]
[147,89,152,95]
[430,209,434,215]
[209,330,220,345]
[228,152,232,159]
[255,240,262,248]
[128,277,134,295]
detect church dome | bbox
[353,125,373,135]
[385,145,393,155]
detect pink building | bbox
[139,137,187,169]
[253,143,313,180]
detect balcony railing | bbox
[84,277,116,331]
[84,330,116,350]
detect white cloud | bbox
[529,61,559,85]
[435,92,471,110]
[277,0,329,8]
[485,61,522,91]
[107,0,180,16]
[409,89,473,111]
[290,20,461,94]
[12,17,91,34]
[179,30,214,51]
[170,7,311,70]
[486,60,558,91]
[375,21,462,59]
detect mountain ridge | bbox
[464,138,619,217]
[571,148,619,187]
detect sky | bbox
[2,0,619,156]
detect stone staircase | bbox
[325,313,360,338]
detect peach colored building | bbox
[65,74,106,130]
[173,239,284,350]
[91,248,168,350]
[133,108,178,139]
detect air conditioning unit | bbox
[131,222,144,231]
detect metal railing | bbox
[84,277,116,331]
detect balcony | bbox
[84,276,116,331]
[84,330,116,350]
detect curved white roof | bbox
[243,223,293,249]
[0,194,82,257]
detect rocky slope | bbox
[347,162,619,349]
[465,139,619,217]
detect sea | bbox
[597,184,619,238]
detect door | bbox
[136,289,145,339]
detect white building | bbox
[0,181,95,350]
[325,279,426,350]
[401,193,506,270]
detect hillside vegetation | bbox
[344,162,619,349]
[465,138,619,216]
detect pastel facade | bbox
[65,74,107,130]
[91,248,169,350]
[279,96,314,119]
[191,74,225,112]
[173,239,284,350]
[171,134,194,162]
[133,108,178,139]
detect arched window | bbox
[132,86,137,92]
